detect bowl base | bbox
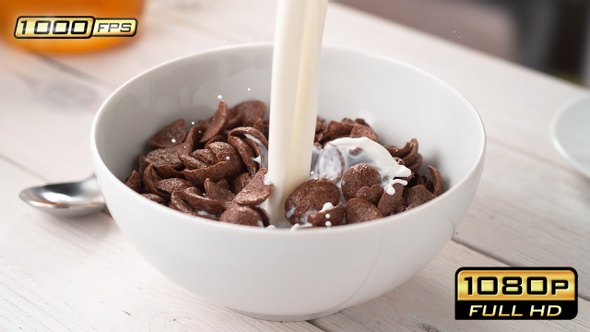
[233,307,343,322]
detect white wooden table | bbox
[1,1,589,330]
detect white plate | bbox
[551,95,590,179]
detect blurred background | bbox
[334,0,590,87]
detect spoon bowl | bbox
[19,175,105,217]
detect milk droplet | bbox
[320,202,334,212]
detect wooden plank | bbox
[311,240,590,331]
[149,0,277,42]
[0,157,321,331]
[453,141,590,297]
[0,45,113,183]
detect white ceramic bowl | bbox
[91,43,485,321]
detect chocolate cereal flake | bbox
[220,205,264,227]
[285,178,341,225]
[155,178,193,198]
[124,170,142,193]
[125,100,446,228]
[426,166,444,196]
[145,143,191,170]
[179,187,226,217]
[231,172,251,194]
[200,101,228,143]
[306,202,345,227]
[345,198,383,223]
[341,163,382,201]
[350,124,379,142]
[404,185,436,209]
[354,183,384,205]
[142,163,163,196]
[182,142,242,186]
[142,193,167,204]
[227,100,267,128]
[227,134,258,175]
[377,183,405,216]
[233,168,272,205]
[148,118,187,149]
[204,178,235,208]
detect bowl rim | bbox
[90,42,486,236]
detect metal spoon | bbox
[19,175,106,217]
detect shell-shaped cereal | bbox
[204,178,235,208]
[350,124,379,143]
[179,187,226,216]
[145,143,191,170]
[231,172,251,195]
[179,153,209,170]
[316,143,345,182]
[169,191,199,216]
[124,170,142,193]
[284,178,341,225]
[341,163,381,200]
[142,163,163,196]
[345,198,383,223]
[427,166,444,196]
[227,134,258,176]
[306,202,345,227]
[318,120,354,143]
[233,168,273,205]
[183,142,243,186]
[142,193,167,204]
[155,178,193,197]
[228,100,267,128]
[200,100,228,143]
[148,118,187,149]
[219,205,264,227]
[183,123,207,150]
[182,161,241,186]
[377,183,404,216]
[191,148,218,165]
[354,183,384,205]
[404,185,436,207]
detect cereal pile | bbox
[124,100,443,228]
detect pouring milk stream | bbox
[267,0,329,222]
[266,0,411,227]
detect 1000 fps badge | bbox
[455,267,577,320]
[14,16,137,38]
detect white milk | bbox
[314,137,412,195]
[267,0,329,224]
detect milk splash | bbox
[312,137,412,195]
